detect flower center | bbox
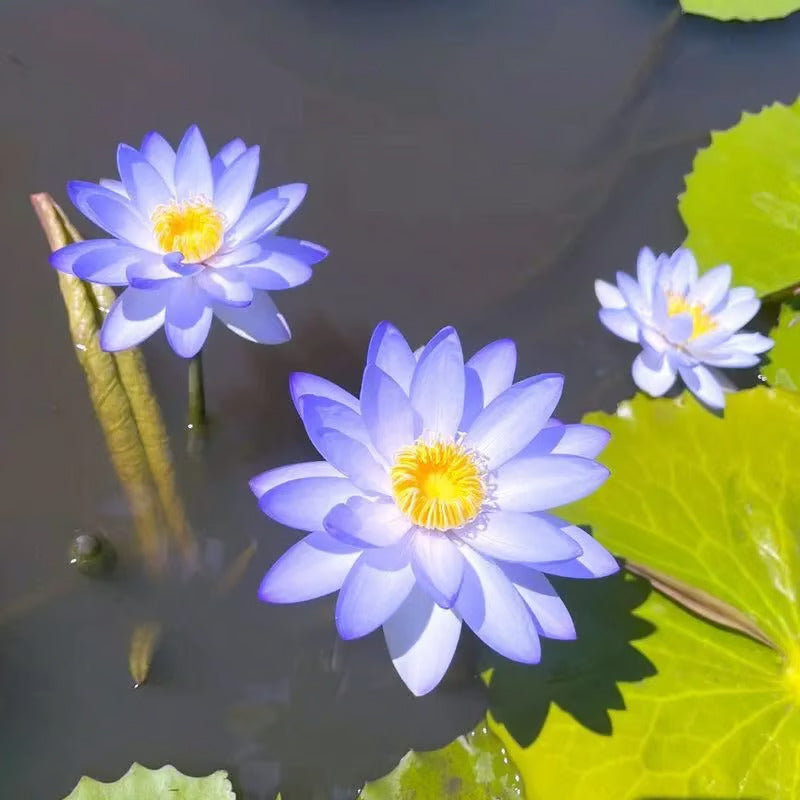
[666,291,717,340]
[390,439,485,531]
[151,199,224,263]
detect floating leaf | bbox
[359,723,524,799]
[63,763,235,799]
[486,387,800,797]
[678,0,800,21]
[763,302,800,390]
[680,100,800,296]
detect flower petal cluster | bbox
[596,247,772,408]
[52,125,327,357]
[251,322,617,695]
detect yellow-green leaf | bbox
[680,100,800,296]
[763,302,800,391]
[679,0,800,21]
[63,763,235,799]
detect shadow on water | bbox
[485,566,657,747]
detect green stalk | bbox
[188,350,207,433]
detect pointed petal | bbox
[259,531,361,603]
[536,523,619,579]
[174,125,213,201]
[324,497,411,548]
[289,372,360,414]
[616,271,646,315]
[196,267,254,307]
[211,138,247,182]
[410,327,465,438]
[116,143,172,217]
[599,308,640,342]
[632,349,676,397]
[383,586,462,696]
[249,461,343,499]
[464,374,564,469]
[140,131,177,190]
[462,510,582,564]
[501,564,576,640]
[214,145,260,227]
[519,422,610,459]
[666,248,698,293]
[336,544,415,639]
[466,339,517,405]
[51,239,144,286]
[595,279,626,310]
[410,531,465,608]
[213,291,291,344]
[495,454,609,512]
[689,264,731,309]
[225,191,289,248]
[636,247,659,304]
[366,321,416,394]
[678,363,725,409]
[715,298,760,332]
[455,548,540,663]
[235,238,326,290]
[164,280,213,358]
[360,366,421,461]
[99,286,168,351]
[259,476,362,531]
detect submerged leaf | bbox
[678,0,800,20]
[63,763,235,799]
[128,621,162,687]
[763,302,800,391]
[488,387,800,797]
[359,723,524,799]
[680,100,800,296]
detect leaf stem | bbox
[188,350,207,433]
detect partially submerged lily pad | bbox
[680,100,800,296]
[63,763,235,799]
[679,0,800,21]
[762,302,800,390]
[485,387,800,797]
[359,723,524,799]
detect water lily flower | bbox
[51,125,327,357]
[251,322,618,696]
[595,247,773,409]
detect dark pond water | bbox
[2,0,800,797]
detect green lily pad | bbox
[679,0,800,20]
[680,99,800,296]
[63,763,236,799]
[487,387,800,797]
[359,723,525,799]
[763,302,800,390]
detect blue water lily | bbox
[596,247,773,409]
[251,322,618,696]
[51,125,327,357]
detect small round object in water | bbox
[69,531,116,576]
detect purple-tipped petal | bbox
[259,476,362,531]
[336,544,415,639]
[164,280,213,358]
[116,143,173,217]
[519,422,610,459]
[595,279,626,310]
[464,374,564,469]
[463,510,582,564]
[174,125,213,201]
[501,563,576,640]
[140,131,177,191]
[689,264,731,309]
[51,239,144,285]
[410,328,465,438]
[495,454,609,512]
[196,267,254,307]
[366,321,416,394]
[324,497,411,548]
[213,291,291,344]
[599,308,640,342]
[383,586,462,696]
[214,145,260,227]
[455,547,540,663]
[67,181,156,251]
[99,286,169,352]
[537,523,619,579]
[410,531,464,609]
[632,349,676,397]
[361,366,421,461]
[289,372,360,414]
[259,531,361,603]
[678,363,725,409]
[211,138,247,181]
[225,191,290,247]
[249,461,343,499]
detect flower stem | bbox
[187,351,207,433]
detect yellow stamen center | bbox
[151,199,224,263]
[666,291,717,340]
[390,439,485,531]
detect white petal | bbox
[689,264,731,309]
[632,349,676,397]
[678,363,725,409]
[599,308,639,342]
[595,279,626,309]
